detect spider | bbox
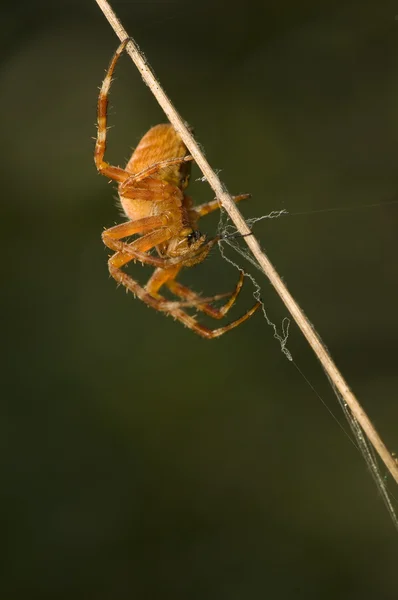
[95,39,260,339]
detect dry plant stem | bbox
[95,0,398,486]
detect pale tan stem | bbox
[94,0,398,486]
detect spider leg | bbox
[106,229,218,308]
[166,271,246,319]
[96,47,192,190]
[106,234,195,310]
[119,176,184,202]
[95,39,130,183]
[194,194,251,218]
[108,261,176,311]
[106,228,173,269]
[102,215,172,268]
[109,255,260,337]
[104,216,220,269]
[103,215,169,241]
[141,266,222,308]
[103,215,186,269]
[145,266,261,337]
[172,301,261,339]
[107,246,186,269]
[124,155,193,185]
[108,262,210,311]
[112,266,260,337]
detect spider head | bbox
[167,227,213,266]
[186,229,205,246]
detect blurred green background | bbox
[2,0,398,598]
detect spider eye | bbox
[187,230,201,244]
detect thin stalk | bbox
[94,0,398,486]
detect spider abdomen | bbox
[126,124,189,187]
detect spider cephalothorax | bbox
[95,39,260,338]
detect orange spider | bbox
[95,39,260,338]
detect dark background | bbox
[2,0,398,598]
